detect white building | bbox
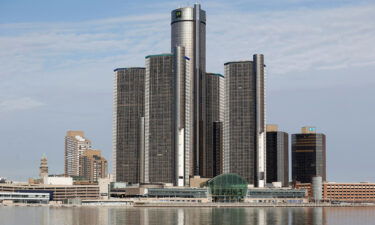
[43,176,73,185]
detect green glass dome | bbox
[206,173,248,202]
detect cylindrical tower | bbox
[171,4,206,176]
[312,176,323,202]
[254,54,266,187]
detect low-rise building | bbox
[0,192,50,204]
[43,176,73,185]
[0,183,99,201]
[296,182,375,202]
[246,188,307,203]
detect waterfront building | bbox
[171,4,207,179]
[0,192,50,204]
[296,182,375,203]
[204,73,225,178]
[246,188,307,203]
[223,54,266,187]
[266,124,289,187]
[64,131,91,177]
[80,149,108,183]
[207,173,248,202]
[144,54,175,184]
[292,127,326,183]
[0,183,99,201]
[113,68,145,183]
[39,154,48,178]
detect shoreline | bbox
[2,202,375,208]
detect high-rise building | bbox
[113,68,145,183]
[144,54,175,184]
[223,54,266,186]
[80,149,108,183]
[205,73,225,178]
[65,131,91,177]
[39,154,48,178]
[266,124,289,187]
[171,4,206,177]
[292,126,326,183]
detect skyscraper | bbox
[113,68,145,183]
[223,54,266,186]
[205,73,225,178]
[266,124,289,187]
[144,54,175,184]
[171,4,206,177]
[65,131,91,177]
[292,126,326,183]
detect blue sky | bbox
[1,0,375,182]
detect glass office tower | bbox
[113,68,145,183]
[292,126,326,183]
[223,54,266,187]
[266,124,289,187]
[144,54,175,184]
[205,73,225,178]
[171,4,206,177]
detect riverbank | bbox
[2,202,375,208]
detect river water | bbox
[1,206,375,225]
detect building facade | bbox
[80,149,108,183]
[0,184,99,201]
[39,154,48,178]
[171,4,206,178]
[292,126,326,183]
[205,73,225,178]
[144,54,175,184]
[113,68,145,183]
[266,124,289,187]
[296,182,375,203]
[223,55,266,187]
[64,131,91,177]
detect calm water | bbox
[1,206,375,225]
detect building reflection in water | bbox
[50,206,326,225]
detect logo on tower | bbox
[175,10,182,18]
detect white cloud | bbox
[206,4,375,75]
[0,97,45,113]
[0,2,374,86]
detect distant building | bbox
[64,131,91,177]
[292,127,326,183]
[43,176,73,185]
[80,150,108,183]
[113,68,145,183]
[205,73,225,178]
[266,125,289,187]
[223,54,266,187]
[144,54,175,184]
[39,154,48,178]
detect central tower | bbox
[171,4,206,179]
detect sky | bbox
[0,0,375,182]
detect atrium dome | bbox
[206,173,248,202]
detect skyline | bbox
[1,0,375,182]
